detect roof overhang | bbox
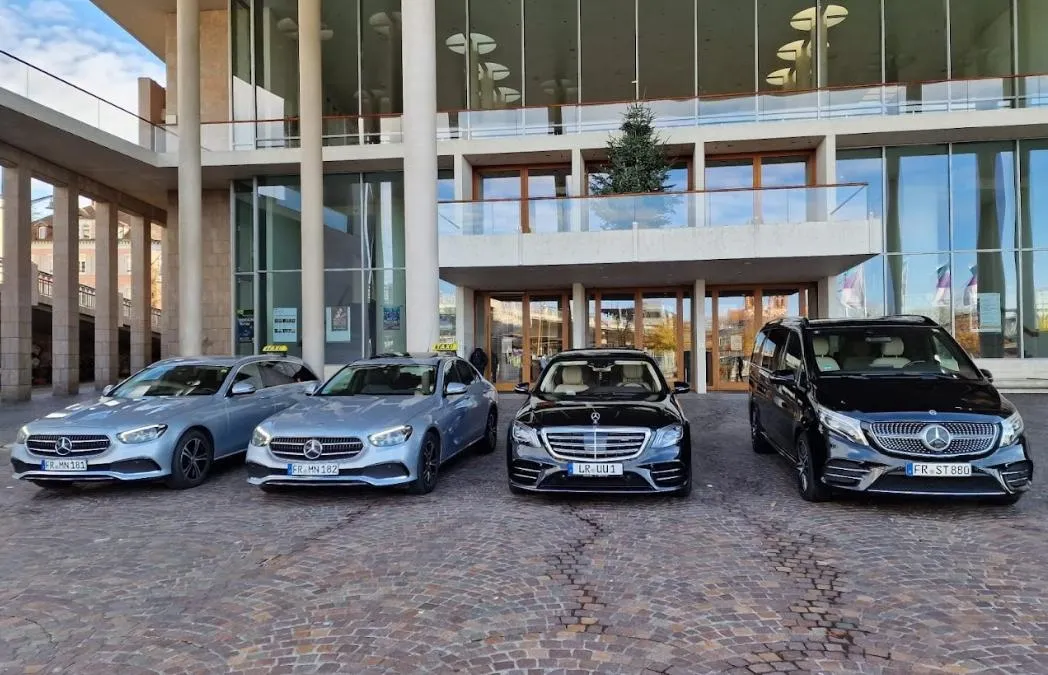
[89,0,228,59]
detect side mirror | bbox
[673,381,691,394]
[101,384,115,396]
[303,381,319,395]
[769,369,796,386]
[980,368,993,382]
[513,382,530,394]
[445,382,468,396]
[230,381,257,396]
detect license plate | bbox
[905,462,972,478]
[287,463,339,476]
[568,462,623,477]
[41,459,87,472]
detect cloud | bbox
[0,0,166,147]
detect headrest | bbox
[561,365,583,385]
[622,363,645,378]
[882,337,905,357]
[812,336,830,357]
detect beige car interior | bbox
[869,337,911,368]
[811,336,840,372]
[553,365,590,393]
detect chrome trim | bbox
[269,436,364,461]
[26,434,111,457]
[539,426,651,462]
[866,420,998,458]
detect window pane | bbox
[836,257,886,318]
[524,0,579,107]
[321,0,359,117]
[258,177,302,271]
[1021,251,1048,357]
[1017,0,1048,100]
[885,146,950,253]
[884,0,947,109]
[255,0,301,120]
[235,274,255,356]
[698,0,754,98]
[324,270,364,363]
[231,0,254,130]
[436,0,468,112]
[757,0,816,92]
[824,0,881,88]
[260,271,302,357]
[322,173,362,269]
[885,253,952,328]
[581,0,634,103]
[638,0,694,100]
[469,0,522,110]
[950,142,1016,251]
[438,169,456,202]
[362,172,405,268]
[439,280,457,341]
[360,0,403,115]
[952,250,1018,358]
[836,148,883,220]
[1019,139,1048,249]
[365,268,407,357]
[706,158,755,226]
[949,0,1013,79]
[234,180,253,273]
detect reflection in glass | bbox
[706,158,755,225]
[642,293,678,381]
[258,176,303,271]
[885,146,950,253]
[320,0,359,119]
[600,294,636,348]
[435,0,468,112]
[836,257,886,318]
[439,280,456,341]
[1019,139,1048,249]
[324,270,364,364]
[762,290,800,324]
[476,170,522,234]
[1017,0,1048,106]
[235,274,255,356]
[638,0,694,100]
[948,0,1014,108]
[490,296,524,385]
[254,0,302,145]
[581,0,635,103]
[698,0,754,99]
[681,295,693,386]
[366,268,407,357]
[951,142,1016,251]
[469,0,522,110]
[823,0,881,91]
[528,295,564,381]
[259,271,303,357]
[527,167,572,233]
[759,156,808,224]
[836,148,883,221]
[362,172,405,268]
[322,174,361,269]
[885,253,952,328]
[360,0,403,116]
[716,292,755,385]
[1021,251,1048,357]
[884,0,948,111]
[704,295,713,388]
[524,0,578,131]
[952,250,1018,358]
[234,180,254,273]
[757,0,816,93]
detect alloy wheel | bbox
[486,412,497,447]
[179,438,210,482]
[422,438,439,487]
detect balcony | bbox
[438,184,881,290]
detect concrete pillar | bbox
[51,181,80,395]
[94,201,120,388]
[571,282,587,348]
[161,195,180,358]
[817,276,844,319]
[298,0,324,372]
[812,134,837,221]
[570,148,585,232]
[402,0,440,354]
[692,279,707,393]
[129,215,152,372]
[692,141,707,227]
[177,0,203,356]
[1,163,33,401]
[453,154,473,200]
[455,286,475,357]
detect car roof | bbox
[350,355,449,366]
[149,354,306,368]
[552,348,654,360]
[767,315,940,331]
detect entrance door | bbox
[489,296,524,389]
[484,292,570,391]
[708,286,811,391]
[589,289,690,387]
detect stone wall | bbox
[164,9,230,124]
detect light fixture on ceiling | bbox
[790,4,848,31]
[497,86,521,103]
[480,62,510,81]
[368,11,401,36]
[541,78,578,96]
[765,68,795,87]
[276,17,333,40]
[776,39,807,62]
[445,32,496,55]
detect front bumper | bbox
[10,439,172,483]
[820,433,1033,497]
[508,441,689,494]
[245,440,420,488]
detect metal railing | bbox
[438,183,871,235]
[0,259,162,332]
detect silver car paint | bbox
[246,357,498,488]
[10,356,316,483]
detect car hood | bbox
[518,399,680,429]
[814,376,1009,416]
[262,395,434,435]
[24,396,210,433]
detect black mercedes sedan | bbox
[506,349,692,496]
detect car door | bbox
[221,362,267,455]
[454,359,486,445]
[768,330,805,455]
[440,360,470,458]
[754,327,783,436]
[259,360,313,412]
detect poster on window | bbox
[977,292,1002,331]
[236,312,254,344]
[272,307,298,343]
[326,306,352,342]
[383,305,402,331]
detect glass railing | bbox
[438,184,871,236]
[188,114,404,151]
[0,49,178,153]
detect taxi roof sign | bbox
[431,341,458,353]
[261,344,289,354]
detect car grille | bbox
[541,427,649,461]
[269,437,364,461]
[866,421,998,458]
[26,434,110,457]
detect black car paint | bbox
[813,376,1012,416]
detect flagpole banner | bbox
[933,263,951,307]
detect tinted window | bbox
[110,363,230,397]
[751,331,767,368]
[259,361,293,387]
[276,361,318,382]
[444,361,464,386]
[318,364,438,396]
[536,356,665,401]
[761,328,785,370]
[783,332,803,373]
[233,363,264,389]
[454,360,476,384]
[808,325,980,379]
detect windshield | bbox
[318,364,437,396]
[536,357,667,400]
[109,364,231,397]
[809,326,981,380]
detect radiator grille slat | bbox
[541,427,649,461]
[26,434,110,457]
[270,436,364,461]
[867,421,997,458]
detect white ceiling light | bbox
[276,17,333,40]
[480,62,510,81]
[790,4,848,31]
[766,68,794,86]
[776,39,807,62]
[497,87,521,103]
[369,11,401,36]
[445,32,496,55]
[541,78,578,95]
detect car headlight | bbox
[14,426,28,445]
[651,424,684,448]
[1000,411,1025,447]
[816,406,868,446]
[116,424,168,444]
[369,425,412,447]
[251,426,272,448]
[511,422,540,447]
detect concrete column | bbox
[812,134,837,221]
[692,141,707,227]
[571,282,587,348]
[298,0,324,372]
[1,163,33,401]
[402,0,440,354]
[94,202,120,389]
[161,195,180,358]
[51,181,80,395]
[129,215,152,372]
[570,148,585,232]
[692,279,707,393]
[455,286,475,357]
[817,276,844,319]
[177,0,203,356]
[453,154,473,200]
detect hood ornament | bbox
[590,411,601,425]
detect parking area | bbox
[1,392,1046,674]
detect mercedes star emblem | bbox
[302,439,324,460]
[55,437,73,456]
[590,411,601,425]
[920,424,952,452]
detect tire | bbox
[408,431,440,495]
[750,405,775,454]
[30,481,76,490]
[795,434,831,502]
[986,493,1023,506]
[165,429,214,490]
[477,407,498,454]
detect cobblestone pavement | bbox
[1,393,1046,674]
